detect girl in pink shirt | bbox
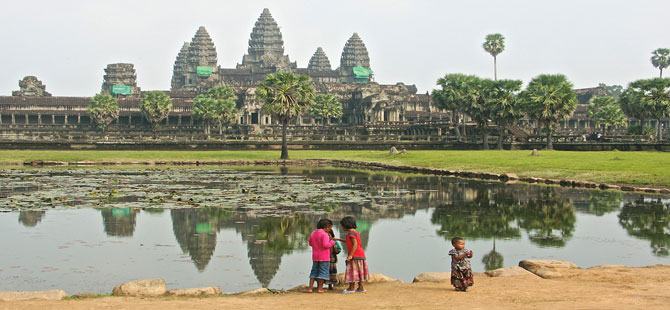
[304,218,335,293]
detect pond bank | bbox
[2,264,669,310]
[19,158,670,195]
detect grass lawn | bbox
[0,150,668,187]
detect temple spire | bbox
[188,26,218,68]
[339,33,372,82]
[171,42,190,91]
[308,47,332,71]
[238,8,293,69]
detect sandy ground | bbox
[2,265,669,310]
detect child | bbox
[305,218,336,293]
[448,237,474,292]
[326,229,342,290]
[340,216,369,293]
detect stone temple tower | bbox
[171,26,220,92]
[101,63,141,96]
[308,47,332,72]
[237,8,295,71]
[170,42,190,91]
[338,33,373,83]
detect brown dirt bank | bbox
[3,265,669,310]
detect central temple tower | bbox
[237,8,295,71]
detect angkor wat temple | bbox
[0,8,443,135]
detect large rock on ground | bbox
[0,290,67,301]
[166,287,222,297]
[519,260,580,279]
[112,278,167,297]
[412,272,450,283]
[235,288,271,296]
[337,273,401,284]
[485,266,535,277]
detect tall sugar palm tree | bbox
[651,48,670,78]
[257,72,316,159]
[483,33,506,80]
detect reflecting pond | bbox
[0,167,669,294]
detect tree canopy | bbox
[587,96,627,134]
[620,78,670,140]
[309,94,342,125]
[651,48,670,78]
[520,74,578,149]
[140,91,172,128]
[192,86,238,135]
[88,94,119,131]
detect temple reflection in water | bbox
[14,167,670,285]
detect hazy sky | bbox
[1,0,669,96]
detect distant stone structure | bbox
[100,63,141,97]
[12,76,51,97]
[166,8,435,127]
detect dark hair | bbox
[317,218,333,229]
[328,229,335,238]
[451,237,464,245]
[340,216,357,229]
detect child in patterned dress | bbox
[449,237,474,291]
[338,216,370,293]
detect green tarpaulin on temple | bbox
[197,66,213,76]
[196,222,213,233]
[110,85,131,95]
[352,66,373,78]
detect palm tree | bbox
[88,94,119,131]
[192,86,238,135]
[651,48,670,78]
[432,74,480,139]
[309,94,342,126]
[483,33,505,80]
[586,96,627,135]
[620,78,670,141]
[140,91,172,129]
[519,74,578,150]
[257,72,316,159]
[488,79,524,150]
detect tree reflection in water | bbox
[619,197,670,257]
[518,188,576,247]
[432,184,578,269]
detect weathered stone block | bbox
[166,287,222,297]
[112,278,167,297]
[0,290,67,301]
[485,266,535,277]
[518,260,579,279]
[235,288,271,295]
[412,272,450,283]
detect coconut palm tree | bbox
[651,48,670,78]
[257,72,316,159]
[519,74,578,150]
[483,33,505,80]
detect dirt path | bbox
[2,265,669,310]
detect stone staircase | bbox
[508,124,529,138]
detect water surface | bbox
[0,167,668,293]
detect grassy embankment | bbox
[0,150,668,187]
